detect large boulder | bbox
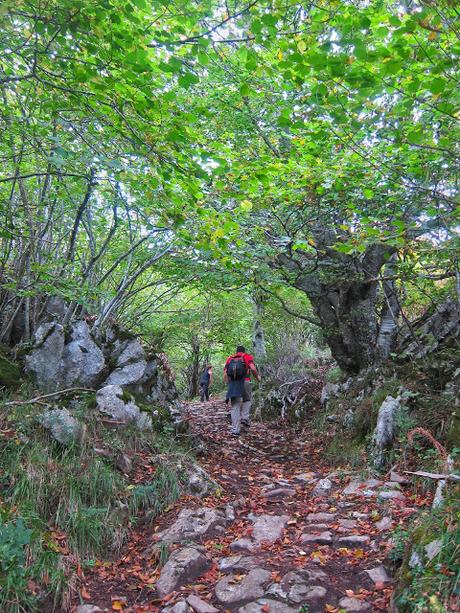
[24,318,184,432]
[105,360,147,387]
[61,321,105,388]
[156,546,211,598]
[96,385,152,430]
[25,323,65,392]
[25,321,105,391]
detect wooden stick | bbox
[404,470,460,483]
[5,387,95,406]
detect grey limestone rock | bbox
[96,384,152,430]
[300,531,333,545]
[61,321,105,387]
[219,555,256,573]
[186,595,219,613]
[312,478,332,496]
[116,339,145,367]
[156,546,211,598]
[25,323,65,391]
[162,601,191,613]
[215,568,271,607]
[372,395,403,469]
[306,512,336,523]
[238,599,299,613]
[338,535,371,547]
[321,382,339,405]
[184,462,219,497]
[364,565,392,584]
[157,507,226,544]
[376,516,393,531]
[105,360,148,387]
[342,481,376,497]
[425,539,442,561]
[378,490,405,501]
[251,514,289,546]
[39,408,82,445]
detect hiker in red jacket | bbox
[224,345,261,436]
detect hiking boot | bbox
[231,431,240,436]
[241,420,250,428]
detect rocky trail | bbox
[74,398,430,613]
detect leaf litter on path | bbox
[65,398,428,612]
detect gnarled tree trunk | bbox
[279,241,396,373]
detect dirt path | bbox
[74,399,424,613]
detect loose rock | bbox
[338,535,370,547]
[376,516,392,531]
[238,599,298,613]
[215,568,271,607]
[378,490,405,500]
[219,555,256,573]
[39,408,82,445]
[365,565,392,584]
[313,478,332,496]
[263,487,296,499]
[425,539,442,561]
[162,601,191,613]
[300,531,332,545]
[186,595,219,613]
[156,546,211,598]
[157,508,226,544]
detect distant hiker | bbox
[199,364,213,402]
[224,345,261,436]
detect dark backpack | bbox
[226,355,247,381]
[200,370,210,384]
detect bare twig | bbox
[5,387,95,406]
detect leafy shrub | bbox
[0,517,40,612]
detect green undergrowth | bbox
[0,353,21,388]
[311,350,460,612]
[391,493,459,612]
[0,386,192,612]
[313,347,459,472]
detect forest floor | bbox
[72,398,431,613]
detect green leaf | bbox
[428,78,446,94]
[178,73,200,88]
[407,128,424,145]
[240,83,251,96]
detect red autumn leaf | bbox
[81,587,91,600]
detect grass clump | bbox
[0,388,189,612]
[393,493,459,612]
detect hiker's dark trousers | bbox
[200,383,209,401]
